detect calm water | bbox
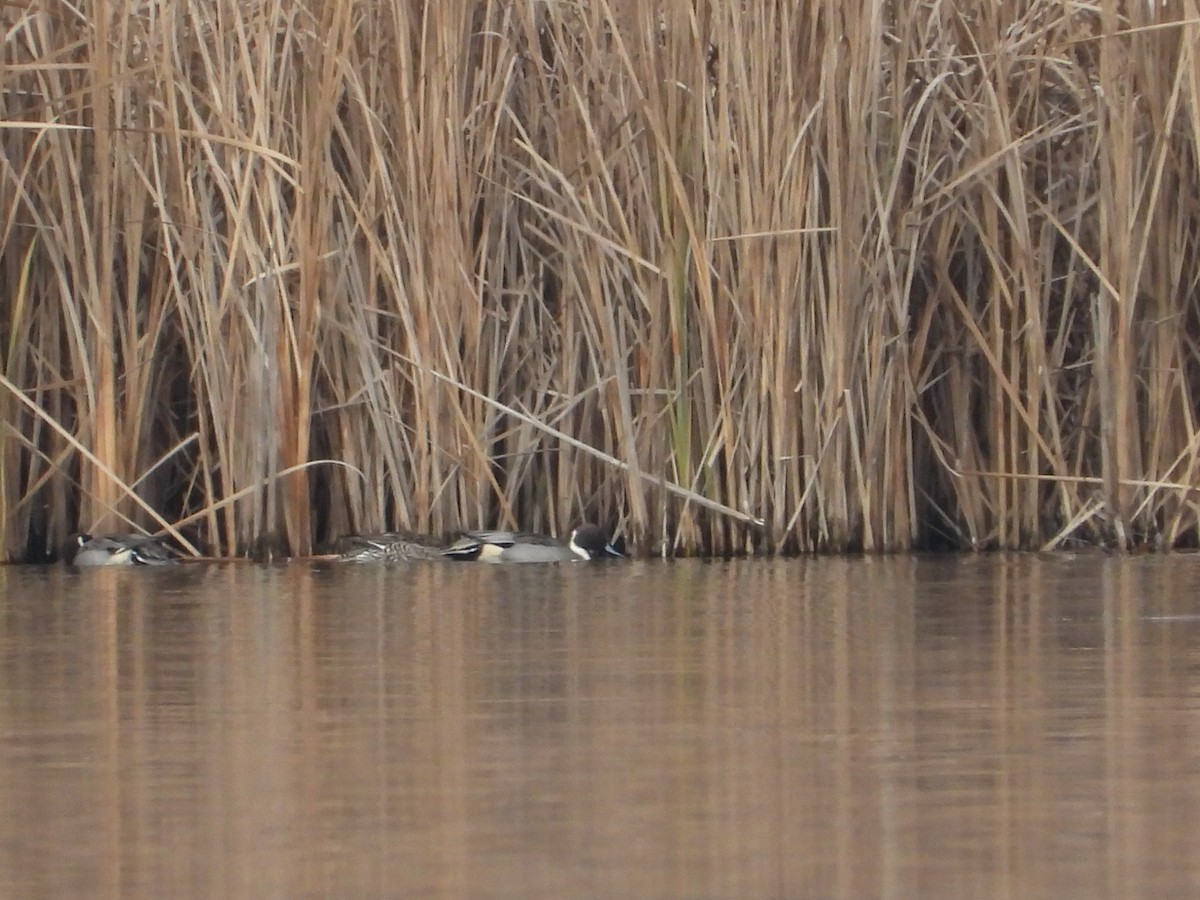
[2,554,1200,898]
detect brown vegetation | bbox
[2,1,1200,559]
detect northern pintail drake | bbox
[442,524,624,563]
[336,532,446,563]
[65,533,179,567]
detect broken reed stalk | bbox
[2,0,1200,559]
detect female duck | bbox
[336,532,446,563]
[66,534,179,567]
[442,524,623,563]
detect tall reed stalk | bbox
[3,0,1200,559]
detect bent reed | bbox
[2,1,1199,559]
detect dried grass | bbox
[3,0,1200,558]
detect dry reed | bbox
[3,0,1200,559]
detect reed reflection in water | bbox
[2,554,1200,898]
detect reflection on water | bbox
[3,554,1200,898]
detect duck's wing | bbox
[442,529,538,560]
[127,537,180,565]
[442,532,493,560]
[461,530,520,546]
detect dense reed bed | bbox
[2,0,1199,559]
